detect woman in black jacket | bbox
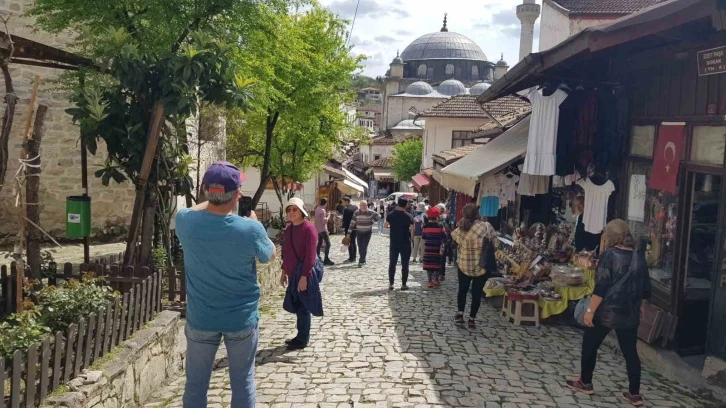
[566,219,651,406]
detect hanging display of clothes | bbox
[518,173,549,196]
[577,177,615,234]
[478,176,501,217]
[594,87,630,169]
[522,87,569,176]
[498,173,519,206]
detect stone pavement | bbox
[143,233,711,408]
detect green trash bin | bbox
[66,196,91,238]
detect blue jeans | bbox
[377,218,384,234]
[184,324,259,408]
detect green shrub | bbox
[0,309,50,359]
[34,274,118,333]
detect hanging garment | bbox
[498,173,519,206]
[556,88,583,176]
[479,196,499,217]
[518,173,550,196]
[577,178,615,234]
[522,88,569,176]
[575,92,598,173]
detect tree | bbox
[227,6,362,208]
[392,138,423,182]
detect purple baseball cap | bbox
[202,162,246,193]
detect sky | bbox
[318,0,542,77]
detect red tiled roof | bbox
[549,0,663,15]
[419,95,530,121]
[432,145,481,164]
[368,157,394,167]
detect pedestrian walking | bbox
[336,200,345,216]
[422,207,447,288]
[451,203,495,329]
[342,197,359,263]
[280,197,324,351]
[175,162,276,408]
[411,208,425,263]
[377,201,386,235]
[314,198,334,266]
[345,200,381,267]
[385,197,414,290]
[566,220,651,406]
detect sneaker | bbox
[286,338,308,351]
[433,280,441,287]
[284,337,297,345]
[323,259,335,266]
[468,319,476,328]
[411,259,418,264]
[401,285,409,291]
[343,259,354,264]
[358,263,364,268]
[439,275,445,282]
[566,378,595,395]
[388,284,394,291]
[455,314,465,324]
[426,281,434,288]
[622,392,644,406]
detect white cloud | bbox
[321,0,542,77]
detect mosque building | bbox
[381,15,510,131]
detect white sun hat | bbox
[284,197,309,217]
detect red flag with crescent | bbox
[649,124,685,193]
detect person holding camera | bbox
[175,162,276,408]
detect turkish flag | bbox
[649,124,685,193]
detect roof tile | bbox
[368,157,394,167]
[550,0,663,15]
[432,144,481,164]
[419,95,530,121]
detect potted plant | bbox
[267,216,285,239]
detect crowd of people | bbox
[173,162,653,407]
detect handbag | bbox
[574,249,638,326]
[479,236,501,277]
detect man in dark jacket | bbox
[342,196,359,263]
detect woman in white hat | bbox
[280,197,320,350]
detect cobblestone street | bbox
[144,233,709,408]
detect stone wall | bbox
[42,311,184,408]
[0,1,135,239]
[258,245,282,303]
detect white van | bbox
[383,192,419,207]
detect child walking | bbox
[422,207,447,288]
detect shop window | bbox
[630,125,655,157]
[625,161,678,308]
[417,64,427,77]
[690,126,726,166]
[445,64,454,76]
[452,131,472,148]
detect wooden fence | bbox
[0,252,128,318]
[1,267,163,408]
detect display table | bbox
[484,269,596,320]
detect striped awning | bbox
[411,173,430,191]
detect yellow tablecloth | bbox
[483,269,596,319]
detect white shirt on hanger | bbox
[522,88,568,176]
[577,178,615,234]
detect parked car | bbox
[383,192,419,207]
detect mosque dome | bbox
[405,81,434,95]
[469,82,491,95]
[437,79,467,96]
[392,119,425,130]
[391,53,404,65]
[400,31,487,62]
[496,53,508,67]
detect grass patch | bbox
[89,347,123,371]
[48,384,70,398]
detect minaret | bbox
[494,54,509,80]
[516,0,540,61]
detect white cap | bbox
[284,197,309,217]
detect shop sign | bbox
[697,46,726,76]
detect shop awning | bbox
[411,173,430,191]
[342,167,368,191]
[336,180,364,195]
[373,170,395,180]
[477,0,712,103]
[440,115,530,197]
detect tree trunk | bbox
[0,63,17,194]
[124,102,165,266]
[25,105,47,279]
[251,111,278,208]
[138,191,157,268]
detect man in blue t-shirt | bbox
[175,162,275,408]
